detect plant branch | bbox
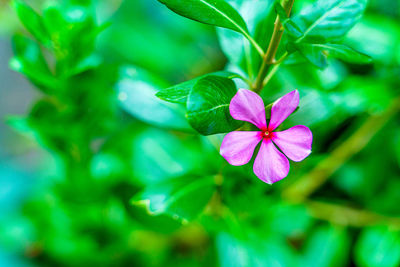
[282,96,400,202]
[305,200,400,228]
[253,0,295,92]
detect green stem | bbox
[261,52,288,87]
[253,0,295,92]
[282,96,400,202]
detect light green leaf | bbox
[130,127,216,185]
[295,43,371,68]
[10,35,58,91]
[293,0,368,43]
[12,0,50,45]
[158,0,263,55]
[131,176,215,222]
[116,66,192,131]
[294,43,328,69]
[355,226,400,267]
[156,71,242,104]
[302,225,350,267]
[186,75,243,135]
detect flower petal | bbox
[268,90,299,131]
[272,125,313,162]
[253,139,290,184]
[220,131,262,166]
[230,89,267,130]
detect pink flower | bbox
[220,89,312,184]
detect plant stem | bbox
[306,200,400,228]
[282,96,400,202]
[261,52,288,87]
[253,0,295,92]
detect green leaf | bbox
[186,76,243,135]
[302,225,350,267]
[293,0,368,43]
[295,43,371,68]
[156,71,242,104]
[216,232,297,267]
[355,226,400,267]
[131,176,215,222]
[158,0,263,55]
[116,66,193,132]
[130,127,217,185]
[12,0,50,45]
[294,43,328,69]
[217,0,275,78]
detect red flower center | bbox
[261,130,273,139]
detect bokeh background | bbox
[0,0,400,266]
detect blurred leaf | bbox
[302,225,350,267]
[156,71,242,104]
[216,232,297,267]
[12,0,50,45]
[345,14,400,64]
[116,66,192,131]
[355,226,400,267]
[293,0,367,43]
[131,127,217,184]
[10,35,58,91]
[295,43,371,68]
[158,0,252,40]
[132,176,215,222]
[186,75,243,135]
[268,202,312,237]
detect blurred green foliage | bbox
[1,0,400,266]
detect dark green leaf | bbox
[293,0,368,43]
[186,75,243,135]
[158,0,262,54]
[116,66,193,131]
[131,176,215,222]
[156,71,242,104]
[12,0,50,45]
[355,226,400,267]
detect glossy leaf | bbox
[355,226,400,267]
[131,176,215,222]
[158,0,262,54]
[156,71,241,104]
[293,0,368,43]
[116,66,192,131]
[295,43,371,68]
[186,75,243,135]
